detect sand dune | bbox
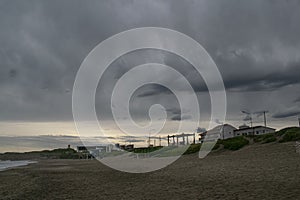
[0,142,300,199]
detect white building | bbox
[199,124,276,142]
[234,125,275,136]
[199,124,237,142]
[220,124,237,139]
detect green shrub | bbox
[221,136,249,150]
[275,127,300,136]
[279,127,300,142]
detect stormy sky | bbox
[1,0,300,149]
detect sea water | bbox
[0,160,36,171]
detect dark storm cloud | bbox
[0,135,83,152]
[171,114,192,121]
[222,61,300,92]
[272,108,300,119]
[0,0,300,124]
[166,108,181,115]
[117,135,145,143]
[294,97,300,103]
[167,107,193,121]
[137,85,171,98]
[95,136,116,140]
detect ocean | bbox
[0,160,36,171]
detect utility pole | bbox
[263,111,267,127]
[298,117,300,127]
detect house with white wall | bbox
[220,124,237,139]
[234,125,275,136]
[199,123,276,142]
[199,124,237,142]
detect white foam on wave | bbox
[0,160,37,171]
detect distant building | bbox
[119,144,134,151]
[199,123,276,142]
[77,145,114,154]
[77,146,88,152]
[199,125,221,143]
[199,124,237,142]
[234,125,275,136]
[125,144,134,151]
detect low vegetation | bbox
[278,127,300,142]
[133,146,163,154]
[275,127,298,136]
[35,148,79,159]
[183,143,201,155]
[252,133,277,143]
[182,127,300,154]
[0,148,79,160]
[219,136,249,150]
[1,128,299,159]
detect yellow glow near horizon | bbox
[0,119,297,138]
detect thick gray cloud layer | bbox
[0,0,300,129]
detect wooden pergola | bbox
[167,133,196,146]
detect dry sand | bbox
[1,142,300,200]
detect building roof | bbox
[198,124,237,135]
[234,126,276,132]
[222,124,237,129]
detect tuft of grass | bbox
[212,142,220,150]
[262,136,277,143]
[253,133,277,143]
[220,136,249,151]
[184,143,202,155]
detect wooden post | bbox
[193,133,195,144]
[172,135,175,145]
[167,135,170,146]
[159,136,161,146]
[186,135,189,144]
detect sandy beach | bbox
[0,142,300,200]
